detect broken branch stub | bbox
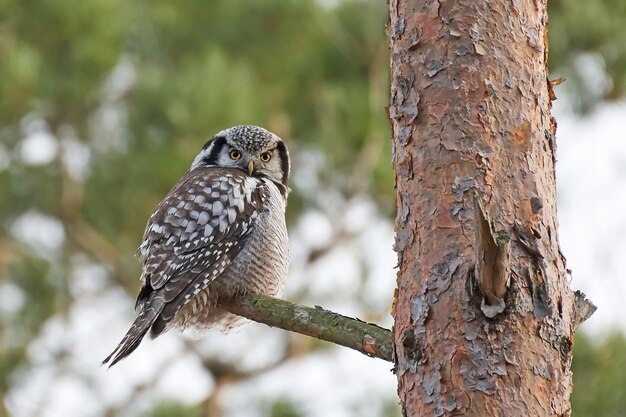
[572,290,597,329]
[474,194,511,318]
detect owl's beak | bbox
[247,160,255,176]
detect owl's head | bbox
[192,125,290,187]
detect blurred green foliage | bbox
[269,398,302,417]
[549,0,626,110]
[0,0,624,416]
[145,402,203,417]
[572,332,626,417]
[145,399,304,417]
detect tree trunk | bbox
[389,0,590,415]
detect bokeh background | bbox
[1,1,625,416]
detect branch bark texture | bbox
[389,0,582,415]
[220,293,394,362]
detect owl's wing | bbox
[142,168,262,285]
[102,168,264,367]
[141,167,264,302]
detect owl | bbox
[103,125,290,367]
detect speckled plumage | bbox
[103,125,290,367]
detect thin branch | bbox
[220,292,394,363]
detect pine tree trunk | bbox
[388,1,588,415]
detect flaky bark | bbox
[389,0,593,415]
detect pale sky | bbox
[554,99,626,334]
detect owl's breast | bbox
[173,178,289,332]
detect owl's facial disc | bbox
[193,125,290,188]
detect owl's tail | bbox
[102,297,165,368]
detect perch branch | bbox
[220,292,394,362]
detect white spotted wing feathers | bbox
[102,167,265,366]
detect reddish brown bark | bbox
[388,0,588,415]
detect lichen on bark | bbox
[221,292,394,362]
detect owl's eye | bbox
[229,150,242,160]
[260,152,272,163]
